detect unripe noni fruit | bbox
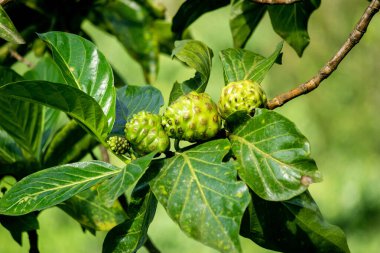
[162,91,221,142]
[218,80,267,119]
[124,111,170,155]
[107,136,130,155]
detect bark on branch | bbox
[252,0,300,4]
[267,0,380,110]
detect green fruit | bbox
[107,136,129,155]
[218,80,267,119]
[162,91,221,142]
[124,111,170,155]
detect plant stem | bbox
[28,230,40,253]
[267,0,380,110]
[9,48,34,68]
[174,139,182,152]
[0,0,12,6]
[251,0,300,4]
[144,236,161,253]
[99,145,110,163]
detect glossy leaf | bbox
[59,187,127,231]
[0,129,23,164]
[172,0,230,38]
[268,0,321,56]
[169,40,213,104]
[241,191,350,253]
[23,55,65,83]
[24,56,65,151]
[99,152,156,207]
[0,130,23,164]
[43,120,98,167]
[219,42,282,85]
[39,31,116,129]
[111,85,164,136]
[0,81,110,142]
[0,161,121,215]
[0,67,43,157]
[230,0,266,48]
[91,0,159,83]
[0,5,24,44]
[103,191,157,253]
[151,139,250,253]
[0,213,39,245]
[229,109,322,201]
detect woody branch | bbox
[252,0,300,4]
[267,0,380,110]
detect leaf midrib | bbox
[182,153,236,251]
[2,167,121,212]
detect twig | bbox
[267,0,380,110]
[9,48,34,68]
[28,230,40,253]
[252,0,300,4]
[144,236,161,253]
[99,145,110,163]
[0,0,12,6]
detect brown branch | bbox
[99,145,110,163]
[0,0,12,6]
[252,0,300,4]
[9,48,34,68]
[267,0,380,110]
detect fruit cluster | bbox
[107,80,267,156]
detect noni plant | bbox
[0,0,379,253]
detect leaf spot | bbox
[300,175,313,186]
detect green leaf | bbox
[0,161,121,215]
[103,191,157,253]
[169,40,213,104]
[172,0,230,38]
[151,139,250,253]
[91,0,159,83]
[43,120,98,167]
[241,191,350,253]
[0,213,39,245]
[229,109,322,201]
[0,81,110,142]
[0,130,23,164]
[59,187,127,231]
[0,5,25,44]
[268,0,321,56]
[38,31,116,130]
[219,42,282,85]
[230,0,266,48]
[24,55,65,83]
[40,107,62,152]
[24,56,65,151]
[99,152,156,207]
[112,85,164,136]
[0,67,43,158]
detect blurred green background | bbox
[1,0,380,252]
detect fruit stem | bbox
[174,139,182,152]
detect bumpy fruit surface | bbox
[218,80,267,119]
[162,91,221,142]
[124,111,169,155]
[107,136,129,155]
